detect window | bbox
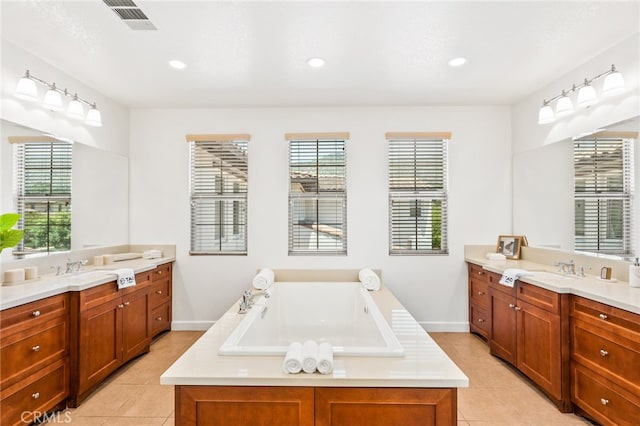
[188,134,249,255]
[574,135,634,256]
[387,132,449,255]
[13,138,72,257]
[287,133,348,255]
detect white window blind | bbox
[14,141,72,257]
[288,138,347,255]
[388,136,448,255]
[574,137,634,256]
[189,138,248,255]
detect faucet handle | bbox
[50,265,62,276]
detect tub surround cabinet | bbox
[0,294,69,426]
[176,386,456,426]
[69,270,153,406]
[467,264,572,412]
[570,296,640,424]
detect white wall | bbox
[512,34,640,252]
[129,106,512,330]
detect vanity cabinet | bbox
[570,296,640,425]
[69,271,152,406]
[467,264,572,412]
[0,294,69,426]
[149,262,172,337]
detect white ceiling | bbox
[2,1,639,108]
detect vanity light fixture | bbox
[14,69,102,127]
[538,64,625,125]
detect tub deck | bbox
[161,274,468,425]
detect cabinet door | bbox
[517,300,562,400]
[79,298,122,394]
[122,288,151,362]
[489,288,517,365]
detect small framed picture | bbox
[496,235,527,260]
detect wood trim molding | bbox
[185,134,251,142]
[285,132,350,140]
[385,132,452,140]
[7,135,58,144]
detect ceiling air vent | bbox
[103,0,157,31]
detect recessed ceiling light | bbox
[169,60,187,70]
[448,57,467,67]
[307,57,325,68]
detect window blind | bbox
[14,141,72,256]
[189,139,248,254]
[288,138,347,255]
[574,137,634,256]
[388,137,448,255]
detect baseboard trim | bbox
[171,321,214,331]
[419,321,470,333]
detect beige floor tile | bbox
[116,384,175,418]
[163,417,175,426]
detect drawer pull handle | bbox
[157,271,163,275]
[32,345,41,352]
[599,313,608,320]
[118,304,124,309]
[123,301,130,306]
[156,290,163,295]
[600,349,609,357]
[477,318,485,323]
[32,310,41,317]
[514,306,521,311]
[32,392,40,399]
[600,398,609,406]
[477,271,484,275]
[508,303,516,309]
[477,291,484,296]
[156,317,163,321]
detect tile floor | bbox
[49,331,593,425]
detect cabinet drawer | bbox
[80,273,151,310]
[1,317,68,388]
[0,294,67,331]
[517,282,559,314]
[150,280,171,308]
[152,263,172,282]
[151,303,171,336]
[0,358,68,426]
[469,305,489,338]
[468,264,489,282]
[570,296,640,339]
[572,319,640,393]
[469,278,489,309]
[572,364,640,426]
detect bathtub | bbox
[218,282,405,357]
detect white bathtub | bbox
[218,282,405,357]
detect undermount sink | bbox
[65,270,116,281]
[529,270,578,281]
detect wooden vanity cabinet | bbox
[466,264,572,412]
[149,262,172,337]
[570,296,640,424]
[0,294,69,426]
[69,271,152,406]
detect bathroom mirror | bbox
[513,116,640,259]
[1,119,129,260]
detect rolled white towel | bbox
[358,268,380,291]
[302,340,318,374]
[317,342,334,375]
[283,342,303,374]
[253,268,275,290]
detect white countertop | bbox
[465,254,640,315]
[160,285,469,388]
[0,256,175,310]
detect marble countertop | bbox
[465,254,640,315]
[0,256,175,310]
[160,285,469,388]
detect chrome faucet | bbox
[555,259,575,275]
[238,288,271,314]
[65,258,88,274]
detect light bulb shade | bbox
[42,89,63,111]
[555,95,574,116]
[85,107,102,127]
[67,98,85,119]
[576,85,597,108]
[15,77,38,101]
[603,71,625,96]
[538,104,555,124]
